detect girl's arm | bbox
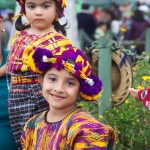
[68,118,115,149]
[129,88,141,101]
[129,88,150,111]
[73,124,115,149]
[0,64,7,77]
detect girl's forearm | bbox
[0,64,7,77]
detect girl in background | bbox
[7,0,74,149]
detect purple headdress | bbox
[28,46,103,101]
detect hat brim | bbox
[92,50,133,107]
[111,51,132,107]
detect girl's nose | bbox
[54,82,65,93]
[35,7,43,16]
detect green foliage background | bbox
[79,60,150,150]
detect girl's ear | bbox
[55,14,59,21]
[38,75,43,85]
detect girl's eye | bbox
[27,4,35,9]
[49,77,56,82]
[67,82,75,86]
[43,4,50,9]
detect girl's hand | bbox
[0,64,7,77]
[129,88,141,101]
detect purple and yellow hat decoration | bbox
[16,0,67,17]
[27,46,103,101]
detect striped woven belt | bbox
[11,76,40,85]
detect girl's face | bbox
[25,0,56,31]
[41,67,80,111]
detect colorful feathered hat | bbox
[27,46,103,101]
[16,0,67,17]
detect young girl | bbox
[7,0,74,149]
[21,45,115,149]
[129,88,150,111]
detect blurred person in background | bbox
[110,2,122,20]
[0,13,17,150]
[2,10,14,47]
[126,9,150,41]
[94,20,110,39]
[125,9,150,54]
[92,6,102,23]
[77,3,96,48]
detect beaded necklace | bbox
[6,62,10,91]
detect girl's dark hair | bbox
[53,20,67,36]
[97,20,110,29]
[15,14,30,31]
[15,0,67,36]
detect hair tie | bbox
[11,13,22,20]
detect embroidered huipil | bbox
[21,107,115,150]
[8,30,73,74]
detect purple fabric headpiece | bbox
[28,46,103,101]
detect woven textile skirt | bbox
[8,83,48,150]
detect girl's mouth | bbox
[51,94,65,100]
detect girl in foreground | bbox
[21,45,115,149]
